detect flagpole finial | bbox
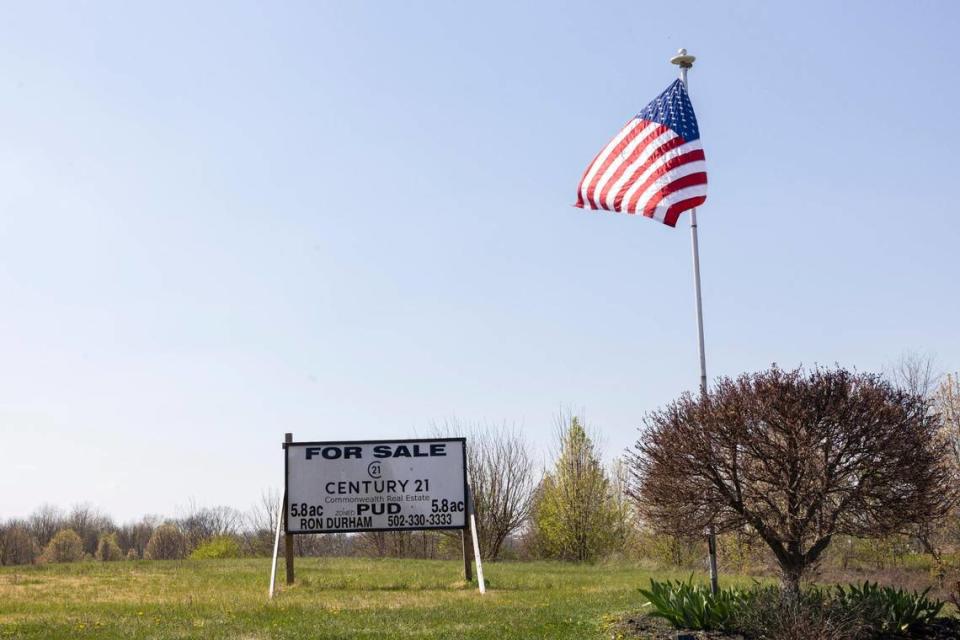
[670,48,695,69]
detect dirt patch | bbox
[888,617,960,640]
[609,614,960,640]
[608,615,746,639]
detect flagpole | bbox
[670,47,719,595]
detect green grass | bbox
[0,557,748,639]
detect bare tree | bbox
[608,458,636,551]
[244,488,282,556]
[886,351,941,398]
[929,372,960,574]
[28,504,64,549]
[629,366,953,596]
[177,500,242,547]
[468,424,535,560]
[293,532,352,557]
[355,530,414,557]
[116,516,160,559]
[0,521,38,566]
[67,503,114,556]
[886,354,956,581]
[434,421,536,560]
[245,489,282,534]
[355,530,390,557]
[936,372,960,470]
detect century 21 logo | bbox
[367,461,382,479]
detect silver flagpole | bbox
[670,47,719,595]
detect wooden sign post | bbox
[284,432,294,585]
[461,528,473,582]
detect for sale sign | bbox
[284,438,467,534]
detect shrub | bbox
[631,366,954,596]
[833,581,945,635]
[639,577,746,631]
[641,579,950,640]
[733,586,864,640]
[40,529,84,563]
[126,548,139,561]
[144,524,188,560]
[95,533,123,561]
[190,536,242,559]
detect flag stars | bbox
[636,79,700,142]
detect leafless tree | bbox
[28,504,64,549]
[929,372,960,572]
[936,372,960,471]
[467,424,536,560]
[67,503,114,556]
[629,365,954,596]
[355,530,414,557]
[177,500,242,547]
[0,521,38,566]
[115,516,160,559]
[245,489,282,534]
[436,421,536,560]
[608,458,636,550]
[350,530,448,559]
[243,489,282,556]
[886,354,957,580]
[293,532,352,557]
[355,530,390,557]
[411,530,442,559]
[886,351,942,399]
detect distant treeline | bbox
[0,499,278,564]
[0,415,634,565]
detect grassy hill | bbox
[0,557,729,639]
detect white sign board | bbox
[284,438,467,534]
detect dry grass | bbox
[0,557,734,639]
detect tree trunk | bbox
[918,534,946,588]
[779,561,803,601]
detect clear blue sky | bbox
[2,1,958,521]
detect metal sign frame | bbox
[283,437,469,535]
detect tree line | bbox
[0,416,625,565]
[3,359,959,598]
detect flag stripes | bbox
[575,80,706,228]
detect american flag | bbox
[575,79,706,227]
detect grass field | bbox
[0,557,740,639]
